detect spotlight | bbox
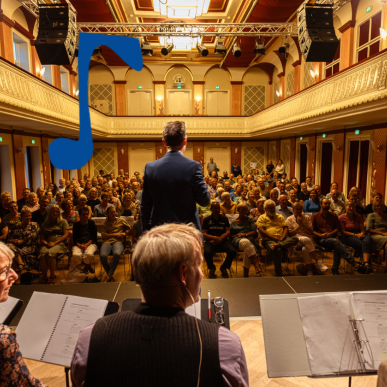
[161,43,173,56]
[279,42,290,55]
[92,46,102,56]
[197,43,209,57]
[141,40,153,56]
[232,42,242,58]
[254,40,265,55]
[214,40,227,55]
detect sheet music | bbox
[0,296,20,324]
[185,298,201,320]
[297,293,358,375]
[41,295,108,367]
[351,292,387,371]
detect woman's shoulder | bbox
[338,213,346,220]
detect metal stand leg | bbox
[65,367,70,387]
[348,376,351,387]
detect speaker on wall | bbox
[35,3,77,65]
[297,3,339,63]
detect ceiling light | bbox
[254,41,265,55]
[215,40,227,55]
[141,40,153,56]
[380,28,387,40]
[154,0,210,19]
[161,43,174,56]
[232,42,242,58]
[197,43,209,57]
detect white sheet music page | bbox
[0,296,19,324]
[185,298,201,320]
[41,295,108,367]
[351,292,387,371]
[297,293,358,375]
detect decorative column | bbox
[231,142,241,173]
[52,65,62,90]
[333,132,345,190]
[154,81,166,116]
[193,81,204,115]
[370,128,387,199]
[30,40,42,77]
[269,82,273,106]
[0,13,15,62]
[231,81,243,116]
[290,137,296,178]
[292,60,301,94]
[277,73,285,101]
[41,135,51,188]
[12,131,26,199]
[114,80,127,116]
[383,1,387,50]
[155,142,167,160]
[69,70,78,97]
[117,142,129,173]
[313,62,323,83]
[276,139,281,163]
[193,142,205,173]
[308,135,317,184]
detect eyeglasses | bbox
[214,297,225,326]
[0,264,11,283]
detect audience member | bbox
[329,189,345,216]
[305,176,314,191]
[22,192,40,213]
[348,186,365,207]
[100,207,131,282]
[17,188,30,211]
[0,192,11,218]
[73,188,81,206]
[276,194,293,220]
[298,183,310,201]
[39,205,69,284]
[303,189,321,214]
[287,202,328,276]
[56,191,64,209]
[250,197,265,222]
[36,187,45,198]
[288,189,298,206]
[93,193,114,217]
[366,199,387,263]
[2,201,20,230]
[0,219,7,242]
[230,203,261,277]
[275,159,285,175]
[246,191,256,212]
[129,210,143,256]
[291,177,300,192]
[215,188,225,204]
[235,189,248,205]
[365,193,387,215]
[231,160,242,177]
[134,171,141,183]
[339,202,371,274]
[48,183,59,197]
[202,202,237,279]
[314,185,325,202]
[74,194,92,220]
[269,189,279,205]
[207,157,218,177]
[265,160,275,178]
[275,182,289,199]
[347,194,366,220]
[257,200,298,276]
[58,178,66,192]
[312,199,361,275]
[220,192,237,215]
[117,193,133,217]
[32,196,49,226]
[326,182,345,202]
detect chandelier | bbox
[154,0,211,19]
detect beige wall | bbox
[126,67,154,90]
[128,142,155,178]
[204,142,231,175]
[22,135,43,190]
[0,133,16,199]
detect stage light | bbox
[279,44,286,54]
[214,40,227,55]
[161,43,174,56]
[380,28,387,40]
[254,40,265,55]
[197,43,209,57]
[141,40,153,56]
[233,42,242,58]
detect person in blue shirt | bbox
[303,189,321,214]
[231,160,242,177]
[275,195,293,220]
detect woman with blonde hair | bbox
[118,192,135,217]
[75,194,92,219]
[269,189,279,205]
[348,186,365,207]
[86,187,101,211]
[235,189,248,205]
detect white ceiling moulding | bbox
[154,0,210,19]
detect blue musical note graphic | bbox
[49,33,143,170]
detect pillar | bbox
[193,142,205,173]
[30,41,42,77]
[0,13,15,62]
[231,142,241,173]
[155,142,167,160]
[63,170,69,180]
[382,1,387,50]
[70,70,77,97]
[277,73,285,101]
[269,83,273,106]
[12,131,26,199]
[333,132,345,190]
[231,81,243,116]
[292,60,301,94]
[290,137,296,178]
[193,81,204,115]
[154,81,166,116]
[371,128,387,199]
[308,135,317,184]
[41,135,51,189]
[52,65,62,90]
[276,139,281,163]
[117,142,129,173]
[114,80,127,115]
[312,62,323,84]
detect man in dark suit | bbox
[141,121,210,231]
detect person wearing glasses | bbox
[0,244,47,386]
[71,223,248,387]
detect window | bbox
[286,70,294,97]
[60,67,70,94]
[303,61,314,89]
[357,12,381,62]
[42,65,53,85]
[273,81,279,103]
[244,85,265,115]
[325,40,341,77]
[13,33,30,72]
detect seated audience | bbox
[0,244,48,386]
[347,194,366,220]
[298,183,310,201]
[230,203,261,277]
[269,189,279,205]
[329,189,345,216]
[56,191,64,209]
[303,189,321,214]
[339,202,371,274]
[288,189,299,207]
[365,192,387,215]
[39,205,69,284]
[246,191,256,212]
[32,196,49,226]
[73,188,81,206]
[275,182,289,199]
[58,178,66,192]
[287,202,328,276]
[0,219,7,242]
[276,194,293,220]
[208,178,218,198]
[74,194,92,220]
[232,184,243,201]
[250,197,266,222]
[220,192,237,215]
[17,188,30,211]
[100,207,131,282]
[36,187,45,199]
[87,188,101,211]
[215,188,224,204]
[326,182,345,202]
[0,191,11,218]
[290,177,300,193]
[305,176,314,191]
[257,200,298,276]
[202,202,237,279]
[62,198,80,259]
[46,190,57,208]
[252,187,261,203]
[2,201,21,230]
[63,207,98,283]
[314,185,325,202]
[83,180,92,197]
[118,193,134,217]
[366,199,387,262]
[132,182,142,202]
[93,193,114,217]
[22,193,40,213]
[348,186,365,207]
[312,198,361,275]
[257,178,269,199]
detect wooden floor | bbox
[24,319,378,387]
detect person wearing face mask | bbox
[71,223,249,387]
[0,244,47,386]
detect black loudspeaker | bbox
[297,3,339,62]
[35,4,77,65]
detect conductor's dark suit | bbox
[141,151,210,231]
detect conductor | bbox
[141,121,210,231]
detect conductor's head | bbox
[162,121,187,152]
[132,223,203,308]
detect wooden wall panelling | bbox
[117,142,129,173]
[308,135,317,184]
[333,132,345,190]
[12,132,26,199]
[193,142,205,173]
[276,139,281,164]
[155,141,166,160]
[290,137,296,178]
[231,142,241,174]
[40,135,51,189]
[0,14,15,62]
[114,81,127,115]
[371,128,387,199]
[231,82,243,116]
[62,170,69,180]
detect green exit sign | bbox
[138,86,142,89]
[31,140,35,144]
[355,129,361,135]
[177,85,181,89]
[322,134,326,138]
[300,136,303,141]
[0,137,2,142]
[366,6,372,13]
[215,86,220,89]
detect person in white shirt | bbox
[58,178,66,193]
[314,185,325,202]
[329,190,345,216]
[305,176,314,191]
[274,159,285,175]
